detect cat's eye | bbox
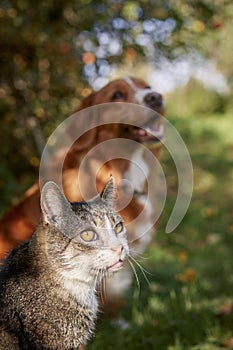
[115,222,124,234]
[80,230,97,242]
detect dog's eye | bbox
[112,91,125,100]
[80,230,98,242]
[115,222,124,234]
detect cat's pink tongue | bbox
[108,260,123,271]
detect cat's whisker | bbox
[93,273,99,295]
[98,281,104,305]
[128,247,149,261]
[102,270,107,296]
[128,259,140,290]
[129,255,153,276]
[98,271,106,305]
[129,255,152,286]
[103,276,107,301]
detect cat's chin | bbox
[107,260,124,272]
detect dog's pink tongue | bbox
[145,124,164,138]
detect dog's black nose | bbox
[144,92,163,109]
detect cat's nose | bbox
[111,244,123,257]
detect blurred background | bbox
[0,1,232,349]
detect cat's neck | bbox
[63,277,98,315]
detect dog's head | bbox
[69,77,165,153]
[74,76,164,115]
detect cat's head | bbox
[40,177,129,285]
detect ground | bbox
[87,112,233,350]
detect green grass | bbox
[87,112,233,350]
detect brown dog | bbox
[0,77,165,313]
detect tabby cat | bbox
[0,176,128,349]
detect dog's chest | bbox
[123,148,155,250]
[124,148,149,194]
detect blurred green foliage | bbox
[166,79,232,116]
[87,100,233,350]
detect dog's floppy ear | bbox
[72,92,95,113]
[69,92,98,151]
[71,127,97,151]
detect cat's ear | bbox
[100,175,116,205]
[41,181,72,225]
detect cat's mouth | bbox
[107,259,124,272]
